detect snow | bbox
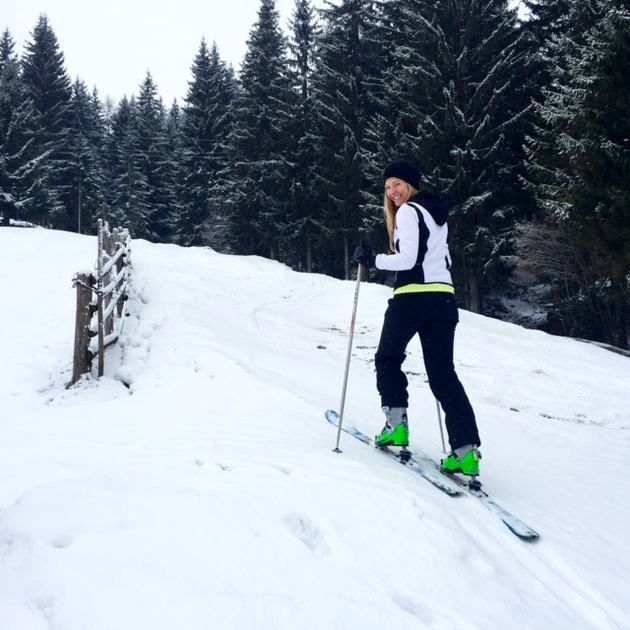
[1,227,629,630]
[4,219,37,227]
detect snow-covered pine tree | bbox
[521,0,600,337]
[366,0,529,312]
[105,96,152,238]
[361,0,412,246]
[20,15,73,228]
[520,0,598,207]
[217,0,295,259]
[178,40,234,247]
[310,0,384,279]
[522,0,574,55]
[0,29,29,225]
[0,30,14,224]
[164,100,185,242]
[526,0,630,348]
[61,80,107,233]
[284,0,321,271]
[90,88,113,223]
[518,0,576,177]
[135,72,175,243]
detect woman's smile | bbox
[385,177,410,207]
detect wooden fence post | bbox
[103,228,114,338]
[97,220,105,378]
[70,273,95,385]
[113,227,127,318]
[70,218,130,384]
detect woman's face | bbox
[385,177,411,207]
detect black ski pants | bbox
[374,292,480,450]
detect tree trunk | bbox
[460,253,482,312]
[306,233,313,273]
[344,234,350,280]
[612,300,628,349]
[609,265,629,349]
[466,268,482,314]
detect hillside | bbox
[1,227,629,630]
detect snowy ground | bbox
[1,227,629,630]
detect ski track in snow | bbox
[1,228,629,630]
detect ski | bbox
[326,409,460,496]
[325,409,540,541]
[412,451,539,540]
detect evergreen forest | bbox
[1,0,628,349]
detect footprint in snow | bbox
[274,465,325,482]
[275,465,294,476]
[32,596,55,622]
[284,513,329,556]
[390,592,432,623]
[50,533,73,549]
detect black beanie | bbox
[382,159,421,189]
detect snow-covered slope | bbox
[1,227,629,630]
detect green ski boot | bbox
[375,407,409,447]
[440,447,481,476]
[375,423,409,447]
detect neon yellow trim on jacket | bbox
[393,283,455,296]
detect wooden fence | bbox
[70,220,131,385]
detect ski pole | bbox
[333,264,363,453]
[435,397,447,453]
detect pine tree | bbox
[134,72,174,242]
[90,88,112,222]
[310,0,385,278]
[20,15,73,227]
[178,40,234,247]
[361,0,411,244]
[526,0,630,347]
[0,29,30,225]
[218,0,294,259]
[164,100,185,242]
[61,80,107,233]
[105,96,152,237]
[522,0,600,204]
[366,0,529,311]
[521,0,601,336]
[284,0,320,271]
[522,0,574,55]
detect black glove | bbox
[353,240,376,269]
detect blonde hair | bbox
[383,183,418,251]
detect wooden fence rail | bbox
[69,220,131,385]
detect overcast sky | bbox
[0,0,322,105]
[2,1,526,107]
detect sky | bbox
[0,0,322,105]
[1,0,527,108]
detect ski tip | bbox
[514,528,540,542]
[502,520,540,541]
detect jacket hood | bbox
[409,191,449,226]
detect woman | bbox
[353,159,481,476]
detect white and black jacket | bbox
[375,192,454,293]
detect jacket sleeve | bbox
[375,204,419,271]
